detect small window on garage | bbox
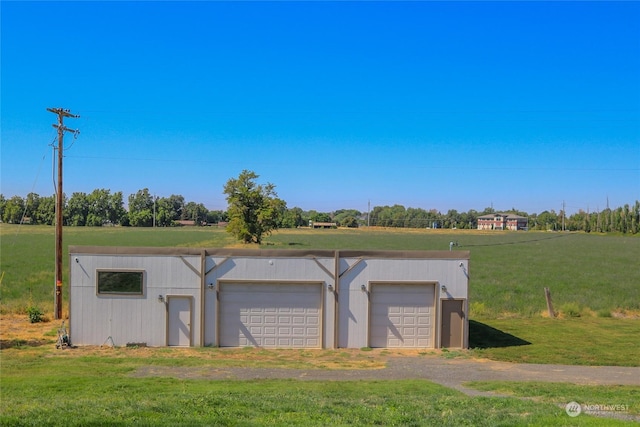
[97,270,144,295]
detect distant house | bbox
[176,220,196,227]
[477,213,528,231]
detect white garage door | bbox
[219,283,322,348]
[370,283,435,348]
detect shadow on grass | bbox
[469,320,531,349]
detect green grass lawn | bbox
[468,317,640,366]
[1,346,636,426]
[465,381,640,417]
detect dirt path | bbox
[133,355,640,395]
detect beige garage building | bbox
[69,247,469,349]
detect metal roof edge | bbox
[204,248,336,258]
[338,250,470,259]
[69,246,470,260]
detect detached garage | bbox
[69,247,469,349]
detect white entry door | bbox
[168,296,192,346]
[370,283,435,348]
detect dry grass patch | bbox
[0,314,58,348]
[38,346,410,370]
[612,309,640,319]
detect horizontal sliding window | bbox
[97,270,144,295]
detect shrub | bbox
[26,306,44,323]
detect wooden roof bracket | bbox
[339,257,365,278]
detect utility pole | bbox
[47,107,79,320]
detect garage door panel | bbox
[370,284,435,348]
[401,326,417,335]
[220,283,322,348]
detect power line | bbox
[64,154,639,172]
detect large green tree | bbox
[183,201,208,225]
[2,195,25,224]
[128,188,154,227]
[107,191,127,225]
[223,170,285,244]
[67,192,89,226]
[35,195,56,225]
[86,189,109,226]
[281,207,306,228]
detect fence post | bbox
[544,287,556,318]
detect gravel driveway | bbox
[134,355,640,397]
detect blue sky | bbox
[2,1,639,215]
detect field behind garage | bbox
[1,224,638,318]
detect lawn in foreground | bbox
[1,375,632,427]
[465,382,640,417]
[1,346,637,426]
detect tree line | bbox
[1,189,638,235]
[368,203,640,234]
[0,189,225,227]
